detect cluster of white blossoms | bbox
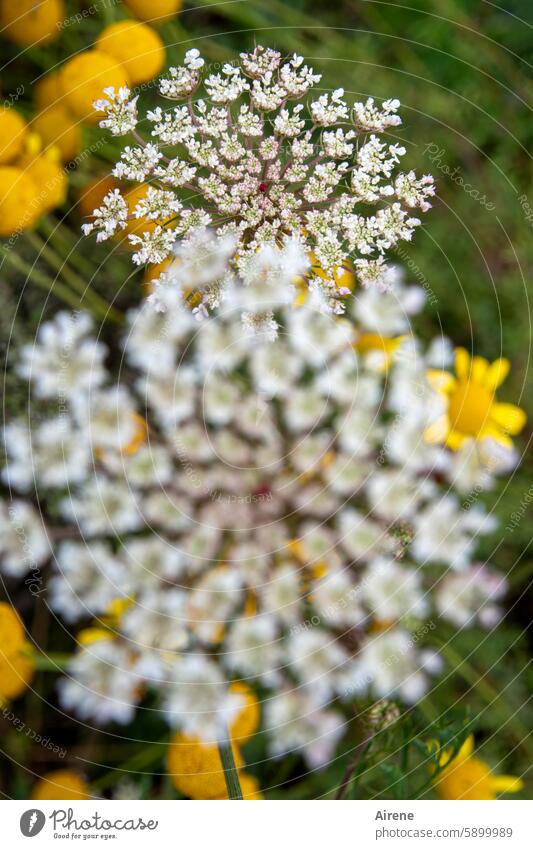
[0,266,512,766]
[83,46,434,329]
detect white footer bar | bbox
[3,799,531,848]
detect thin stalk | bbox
[29,652,72,671]
[218,733,243,800]
[336,735,373,799]
[24,230,122,323]
[39,217,97,278]
[438,643,533,756]
[91,739,169,792]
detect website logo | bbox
[20,809,46,837]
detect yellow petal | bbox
[490,774,524,794]
[490,403,527,435]
[456,735,475,761]
[77,628,112,645]
[479,425,514,450]
[424,414,450,444]
[445,428,468,451]
[426,369,456,394]
[455,347,470,379]
[485,358,510,390]
[470,356,489,383]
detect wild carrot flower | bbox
[83,46,434,323]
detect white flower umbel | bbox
[1,279,513,762]
[84,46,434,326]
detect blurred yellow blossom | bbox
[229,681,260,745]
[32,769,90,800]
[355,332,407,371]
[124,0,182,23]
[17,136,68,215]
[0,166,40,236]
[61,51,130,123]
[0,602,35,702]
[432,735,524,800]
[0,108,28,164]
[78,175,120,221]
[35,72,65,110]
[0,0,64,47]
[168,733,245,799]
[32,105,82,163]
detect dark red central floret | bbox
[258,182,269,193]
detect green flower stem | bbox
[0,246,84,311]
[218,733,243,800]
[437,642,533,757]
[335,736,373,799]
[29,652,72,671]
[90,739,169,792]
[23,230,122,324]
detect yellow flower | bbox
[0,0,64,47]
[311,253,355,292]
[0,602,26,656]
[0,108,28,165]
[0,166,40,236]
[123,0,182,23]
[355,332,407,371]
[77,627,114,646]
[0,602,35,702]
[35,72,65,110]
[32,105,82,163]
[425,348,527,451]
[294,253,355,307]
[229,682,260,745]
[60,50,130,123]
[32,769,90,800]
[167,733,244,799]
[432,735,524,800]
[96,21,165,86]
[143,258,172,292]
[17,135,68,215]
